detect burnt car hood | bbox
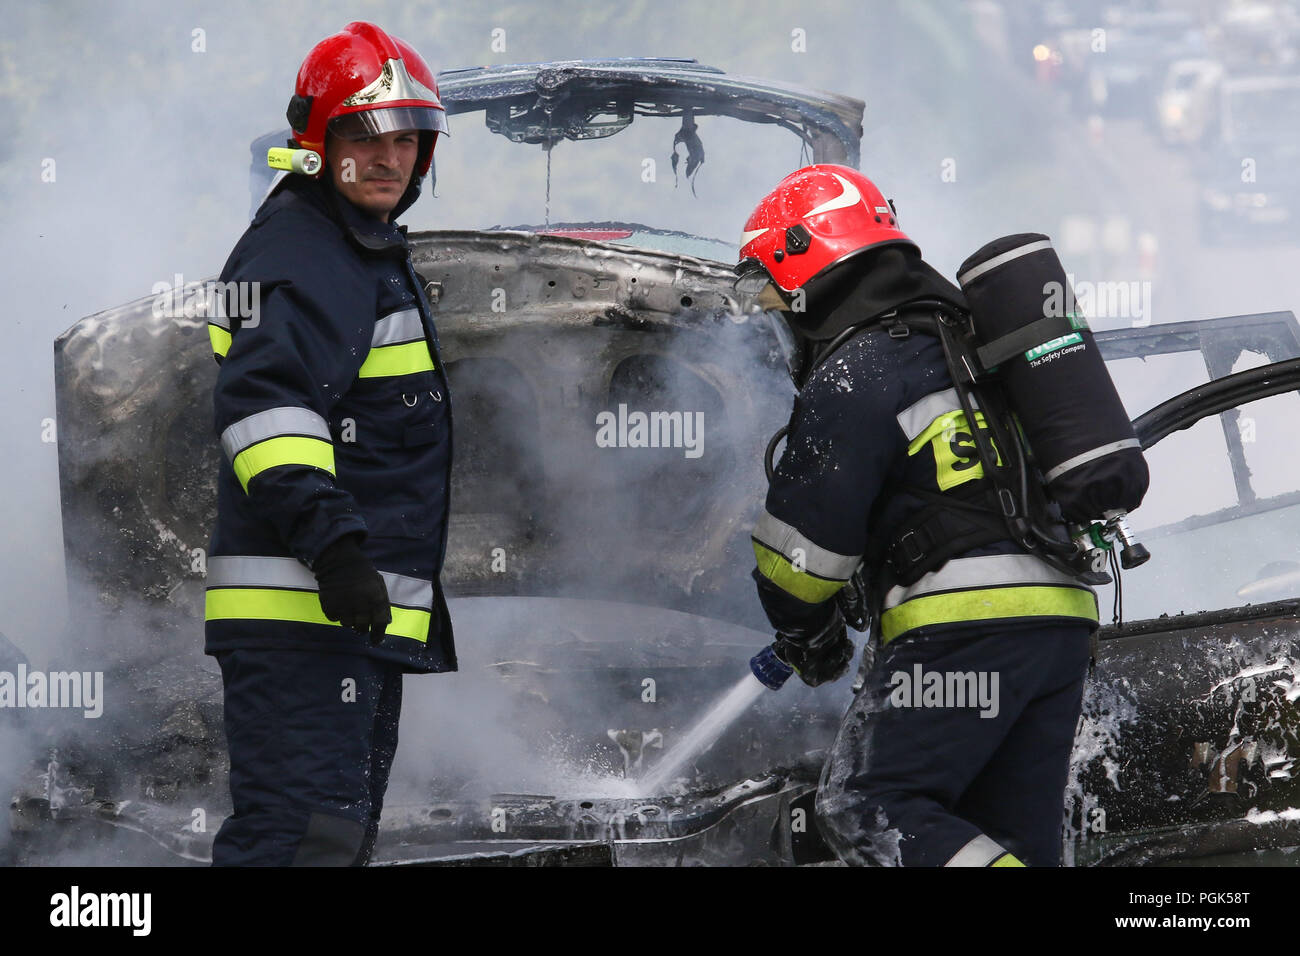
[54,228,791,630]
[435,58,862,162]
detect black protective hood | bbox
[796,245,967,342]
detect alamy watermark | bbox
[0,666,103,718]
[889,664,999,719]
[151,273,260,326]
[595,404,704,459]
[1043,275,1152,326]
[49,886,150,936]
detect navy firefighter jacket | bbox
[203,172,455,673]
[751,306,1099,647]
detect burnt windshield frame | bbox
[1099,310,1300,517]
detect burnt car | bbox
[1070,311,1300,866]
[18,58,1300,866]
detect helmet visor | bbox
[329,105,450,140]
[734,271,774,297]
[735,269,796,312]
[734,256,773,296]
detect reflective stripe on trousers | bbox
[945,834,1024,867]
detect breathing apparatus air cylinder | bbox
[956,234,1151,567]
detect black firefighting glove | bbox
[836,567,870,632]
[312,534,391,645]
[771,604,855,688]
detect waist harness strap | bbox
[885,484,1010,587]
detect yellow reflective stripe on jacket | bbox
[222,406,333,460]
[991,853,1025,867]
[204,588,430,642]
[899,388,1001,493]
[907,408,983,457]
[358,340,436,378]
[205,556,434,643]
[232,436,335,492]
[358,308,435,378]
[207,294,232,360]
[752,508,861,578]
[907,409,1000,492]
[880,584,1098,644]
[209,323,232,359]
[221,406,336,492]
[753,541,847,604]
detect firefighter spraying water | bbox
[649,165,1155,866]
[643,220,1155,819]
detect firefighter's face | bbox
[326,128,419,222]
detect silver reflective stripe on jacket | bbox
[882,553,1086,611]
[207,555,433,611]
[206,290,231,332]
[753,507,862,581]
[220,406,333,463]
[371,308,425,347]
[895,387,982,443]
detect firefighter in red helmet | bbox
[740,165,1098,867]
[205,22,454,866]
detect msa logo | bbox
[1024,333,1083,362]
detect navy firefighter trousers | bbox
[211,648,403,866]
[816,622,1092,867]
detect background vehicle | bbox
[1156,58,1224,146]
[1198,75,1300,245]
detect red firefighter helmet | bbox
[288,21,449,177]
[736,164,917,295]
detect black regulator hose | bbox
[764,425,789,482]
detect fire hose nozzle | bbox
[749,645,793,691]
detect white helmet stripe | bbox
[804,173,863,218]
[739,226,769,247]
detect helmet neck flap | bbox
[775,246,968,389]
